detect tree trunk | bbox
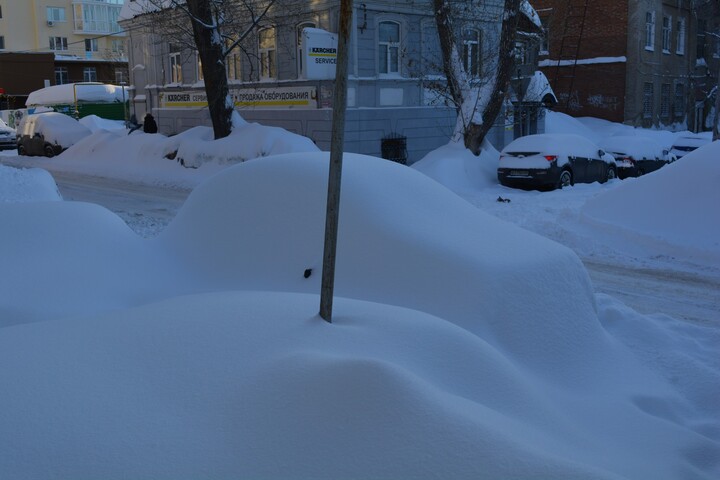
[186,0,233,140]
[714,69,720,141]
[468,0,522,154]
[434,0,522,155]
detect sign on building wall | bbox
[160,87,318,109]
[302,28,338,80]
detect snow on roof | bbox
[539,57,627,67]
[501,133,603,158]
[27,83,130,106]
[522,71,557,105]
[520,0,542,28]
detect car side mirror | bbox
[598,149,605,157]
[662,149,669,155]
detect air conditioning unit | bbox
[47,20,54,27]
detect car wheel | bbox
[557,169,573,189]
[44,144,55,158]
[18,144,27,156]
[605,166,617,182]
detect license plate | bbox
[509,170,529,176]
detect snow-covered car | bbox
[669,135,710,159]
[0,118,17,151]
[17,112,91,158]
[498,133,617,190]
[600,136,673,178]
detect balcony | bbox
[72,1,125,36]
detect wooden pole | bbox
[320,0,353,323]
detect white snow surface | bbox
[26,83,130,106]
[0,112,718,479]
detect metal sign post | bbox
[319,0,353,323]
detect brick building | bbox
[532,0,699,130]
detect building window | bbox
[49,36,68,51]
[111,39,125,55]
[169,51,183,83]
[0,36,4,50]
[674,83,684,119]
[258,27,277,80]
[697,19,707,59]
[645,12,655,51]
[83,67,97,82]
[296,22,316,79]
[115,69,127,84]
[378,21,401,75]
[226,44,242,81]
[85,38,98,52]
[462,28,481,77]
[539,19,550,55]
[643,82,654,119]
[660,83,670,120]
[514,41,529,65]
[0,5,3,18]
[676,18,685,55]
[55,67,69,85]
[196,53,204,82]
[662,16,671,53]
[47,7,66,22]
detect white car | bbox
[498,133,617,190]
[601,136,673,178]
[0,118,17,151]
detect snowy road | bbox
[53,170,190,238]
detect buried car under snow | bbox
[498,133,617,190]
[669,135,711,159]
[17,112,91,158]
[600,135,673,179]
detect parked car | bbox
[17,112,91,158]
[600,136,673,178]
[0,118,17,151]
[498,133,617,190]
[669,135,711,159]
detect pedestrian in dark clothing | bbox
[143,113,158,134]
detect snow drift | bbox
[0,153,718,479]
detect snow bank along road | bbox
[0,154,716,329]
[51,171,720,329]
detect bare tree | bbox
[433,0,523,154]
[129,0,283,139]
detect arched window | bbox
[378,21,400,75]
[258,27,277,80]
[296,21,316,78]
[462,28,481,77]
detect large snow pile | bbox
[0,165,61,203]
[27,83,130,106]
[583,141,720,255]
[44,119,319,187]
[411,140,499,193]
[0,153,718,479]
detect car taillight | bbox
[622,156,635,165]
[544,155,557,162]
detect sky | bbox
[0,113,718,479]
